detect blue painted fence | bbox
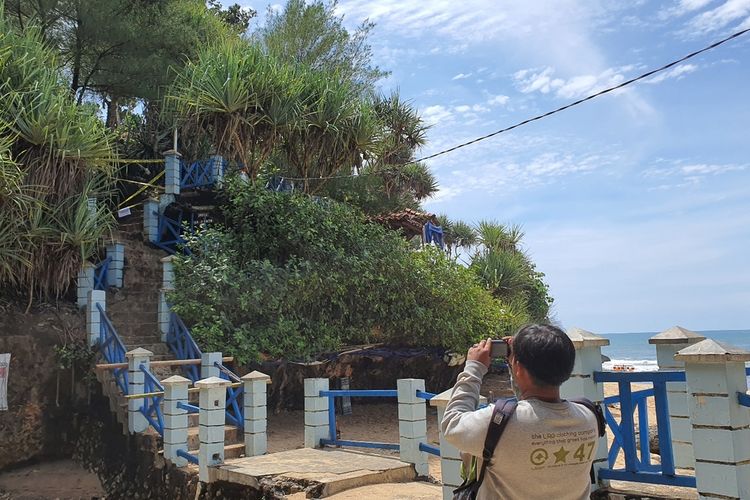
[93,257,111,290]
[165,312,245,429]
[153,210,195,255]
[140,364,165,436]
[593,370,695,488]
[180,158,226,190]
[97,304,128,394]
[166,312,202,382]
[318,388,438,456]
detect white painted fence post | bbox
[676,339,750,499]
[649,326,705,469]
[126,348,153,433]
[242,371,270,456]
[304,378,329,448]
[77,262,96,308]
[143,198,159,243]
[86,289,106,346]
[105,242,125,288]
[210,154,224,187]
[431,390,462,499]
[560,327,610,491]
[163,375,190,466]
[196,376,230,482]
[397,378,429,476]
[201,352,222,379]
[159,255,175,341]
[164,150,182,196]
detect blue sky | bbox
[251,1,750,333]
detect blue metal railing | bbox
[153,210,195,255]
[97,304,128,394]
[165,313,245,428]
[593,370,695,488]
[318,388,438,455]
[177,449,199,465]
[216,361,244,429]
[94,257,111,290]
[166,313,202,382]
[180,158,226,190]
[177,401,199,414]
[140,364,165,436]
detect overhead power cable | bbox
[281,26,750,182]
[412,27,750,164]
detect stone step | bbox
[187,425,241,450]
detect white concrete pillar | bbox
[77,262,96,308]
[163,150,182,196]
[210,154,224,187]
[560,327,610,490]
[304,378,330,448]
[201,352,222,379]
[397,378,429,476]
[106,242,125,288]
[159,256,176,340]
[432,388,488,499]
[86,289,106,346]
[143,198,159,243]
[242,371,271,456]
[649,326,705,469]
[196,376,231,482]
[163,375,190,466]
[126,348,153,433]
[676,339,750,500]
[431,388,462,499]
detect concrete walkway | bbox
[210,448,418,498]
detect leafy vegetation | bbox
[0,11,115,303]
[168,183,516,363]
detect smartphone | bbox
[490,339,509,358]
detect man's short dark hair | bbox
[512,324,575,387]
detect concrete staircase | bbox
[94,206,245,461]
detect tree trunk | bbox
[70,20,82,99]
[105,96,119,130]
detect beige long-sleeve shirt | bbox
[442,360,597,500]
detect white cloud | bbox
[487,94,510,106]
[643,162,747,189]
[658,0,714,20]
[452,73,473,80]
[644,63,699,84]
[513,66,631,99]
[421,105,453,125]
[454,105,471,113]
[689,0,750,33]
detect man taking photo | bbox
[442,324,600,500]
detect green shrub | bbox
[169,182,516,362]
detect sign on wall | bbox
[0,353,9,410]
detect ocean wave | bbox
[602,359,659,372]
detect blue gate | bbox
[593,370,695,488]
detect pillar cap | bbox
[648,326,705,345]
[161,255,177,263]
[566,327,610,348]
[125,347,153,358]
[162,375,191,386]
[195,376,231,388]
[674,338,750,363]
[82,261,96,269]
[241,370,271,382]
[429,388,487,408]
[162,149,183,157]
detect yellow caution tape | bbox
[117,170,165,209]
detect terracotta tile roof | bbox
[371,209,436,239]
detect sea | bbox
[601,329,750,372]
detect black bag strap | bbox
[476,398,517,485]
[569,397,606,437]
